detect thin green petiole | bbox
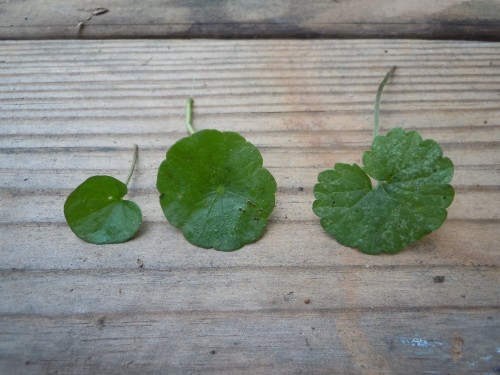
[373,66,396,139]
[125,144,139,187]
[186,97,196,135]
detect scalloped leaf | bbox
[157,129,277,251]
[313,128,454,254]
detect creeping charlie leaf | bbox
[64,146,142,244]
[313,67,455,254]
[313,129,454,254]
[157,99,277,251]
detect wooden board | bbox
[1,39,500,374]
[1,0,499,40]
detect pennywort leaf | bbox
[157,98,277,251]
[313,67,455,254]
[64,145,142,244]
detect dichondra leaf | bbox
[64,145,142,244]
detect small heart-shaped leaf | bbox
[64,175,142,244]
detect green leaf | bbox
[157,129,277,251]
[313,128,454,254]
[64,176,142,244]
[64,145,142,244]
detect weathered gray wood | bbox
[1,40,499,374]
[1,166,500,192]
[1,267,498,315]
[0,0,499,40]
[1,221,498,271]
[0,311,499,375]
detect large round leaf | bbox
[64,176,142,244]
[313,128,454,254]
[157,129,277,251]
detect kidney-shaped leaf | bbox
[157,129,277,251]
[64,176,142,244]
[313,128,454,254]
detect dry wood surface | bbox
[1,0,500,40]
[0,39,499,374]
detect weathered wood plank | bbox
[0,0,499,40]
[1,221,498,271]
[1,267,498,315]
[2,166,499,191]
[1,40,499,375]
[1,148,499,173]
[0,311,498,375]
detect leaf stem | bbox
[373,66,396,139]
[186,97,196,135]
[125,144,139,187]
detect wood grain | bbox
[0,0,499,40]
[1,311,498,375]
[1,39,499,374]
